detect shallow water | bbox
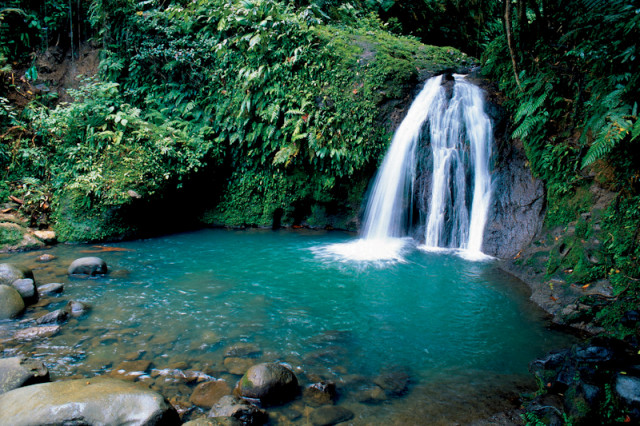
[0,229,575,423]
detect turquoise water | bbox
[0,229,574,423]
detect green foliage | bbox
[1,0,470,240]
[90,0,468,230]
[482,0,640,339]
[0,226,23,246]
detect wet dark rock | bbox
[0,377,180,425]
[354,385,387,404]
[622,310,640,328]
[482,140,545,258]
[38,282,64,295]
[190,380,231,408]
[0,357,50,395]
[527,337,640,423]
[68,256,108,276]
[309,405,354,426]
[373,369,410,396]
[0,285,25,319]
[208,395,268,425]
[0,263,33,286]
[66,300,91,316]
[526,394,565,426]
[303,381,337,406]
[36,309,70,325]
[11,278,38,305]
[235,363,299,406]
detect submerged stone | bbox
[303,381,337,406]
[309,405,354,426]
[190,380,231,408]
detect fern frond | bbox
[581,117,633,167]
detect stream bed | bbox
[0,228,576,424]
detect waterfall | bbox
[362,74,493,257]
[361,76,444,240]
[316,73,493,263]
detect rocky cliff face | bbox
[482,139,546,258]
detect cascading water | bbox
[319,73,493,262]
[361,76,444,240]
[422,76,493,255]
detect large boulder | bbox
[234,363,299,405]
[0,357,50,395]
[0,285,25,319]
[0,263,33,286]
[68,257,108,276]
[0,377,180,425]
[11,278,38,305]
[208,395,267,425]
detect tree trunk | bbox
[505,0,522,90]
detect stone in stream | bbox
[224,357,254,376]
[0,263,33,286]
[110,360,153,382]
[0,357,50,395]
[190,380,232,408]
[0,377,180,425]
[13,325,61,341]
[303,381,337,406]
[66,300,91,316]
[234,362,299,406]
[11,278,38,305]
[373,368,410,396]
[208,395,268,425]
[0,285,25,319]
[224,342,262,358]
[68,256,108,276]
[308,405,354,426]
[36,253,57,263]
[185,418,242,426]
[37,282,64,295]
[36,308,70,325]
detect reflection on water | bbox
[0,228,575,422]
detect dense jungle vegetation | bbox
[1,0,640,422]
[2,0,639,368]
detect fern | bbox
[581,116,635,167]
